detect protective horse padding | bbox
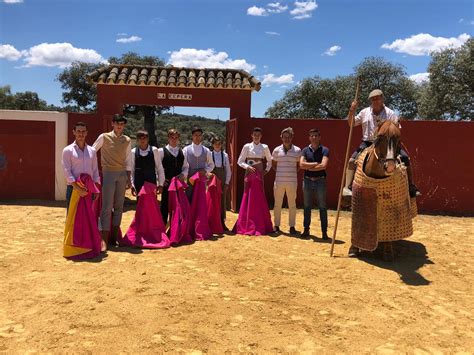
[351,149,417,251]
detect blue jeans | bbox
[303,177,328,233]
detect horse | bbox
[350,120,416,261]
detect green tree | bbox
[417,38,473,120]
[265,57,419,119]
[0,85,61,111]
[57,62,101,111]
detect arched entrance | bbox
[86,64,261,210]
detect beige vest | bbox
[101,131,130,172]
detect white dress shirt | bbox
[157,144,189,177]
[62,142,100,184]
[130,145,165,187]
[237,142,272,172]
[353,106,400,142]
[211,149,232,185]
[181,143,215,178]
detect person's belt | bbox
[246,158,264,166]
[304,176,326,181]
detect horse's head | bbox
[373,120,401,175]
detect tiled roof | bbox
[87,64,261,91]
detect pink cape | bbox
[167,177,193,246]
[63,174,102,260]
[189,172,213,240]
[119,182,170,249]
[206,174,224,234]
[233,171,273,235]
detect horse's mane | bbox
[377,120,401,139]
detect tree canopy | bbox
[266,41,472,121]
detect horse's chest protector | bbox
[351,150,417,251]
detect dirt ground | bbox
[0,199,473,354]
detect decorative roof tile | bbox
[88,64,261,91]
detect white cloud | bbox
[168,48,256,72]
[262,73,294,86]
[3,0,23,3]
[323,45,341,56]
[409,72,430,84]
[381,33,470,56]
[247,6,268,16]
[117,32,128,36]
[267,2,288,13]
[116,35,142,43]
[0,44,26,61]
[265,31,281,36]
[22,42,106,68]
[290,1,318,19]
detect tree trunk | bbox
[142,106,158,147]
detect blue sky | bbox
[0,0,472,119]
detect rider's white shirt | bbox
[354,106,400,142]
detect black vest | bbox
[162,147,184,180]
[134,146,156,189]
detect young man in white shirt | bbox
[237,127,272,175]
[210,136,232,231]
[271,127,301,235]
[181,126,215,201]
[158,129,188,224]
[130,130,165,198]
[61,121,101,214]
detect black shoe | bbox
[273,226,280,233]
[289,227,298,235]
[222,224,230,232]
[301,228,310,239]
[322,232,329,240]
[348,245,359,257]
[409,184,421,198]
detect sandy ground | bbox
[0,198,473,354]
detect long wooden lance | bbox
[329,77,360,257]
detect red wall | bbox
[0,120,55,200]
[228,118,474,216]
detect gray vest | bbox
[187,146,208,177]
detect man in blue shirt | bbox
[299,129,330,240]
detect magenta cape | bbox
[119,182,170,249]
[189,172,213,240]
[233,171,273,235]
[167,177,193,245]
[206,174,223,234]
[63,174,102,260]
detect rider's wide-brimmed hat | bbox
[369,89,384,99]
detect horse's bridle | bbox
[372,135,399,170]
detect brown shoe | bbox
[100,231,109,252]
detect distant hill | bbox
[124,113,226,148]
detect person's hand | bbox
[163,179,170,187]
[224,184,229,191]
[73,182,88,197]
[126,179,132,190]
[199,169,207,177]
[178,174,185,182]
[246,166,256,174]
[350,100,358,112]
[157,186,163,195]
[131,186,137,196]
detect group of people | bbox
[61,89,419,260]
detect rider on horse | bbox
[343,89,421,198]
